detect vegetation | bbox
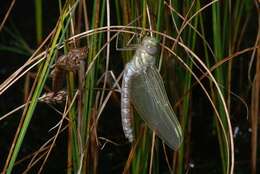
[0,0,258,173]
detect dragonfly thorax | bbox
[129,37,159,72]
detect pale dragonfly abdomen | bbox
[121,37,183,150]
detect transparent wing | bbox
[130,66,183,150]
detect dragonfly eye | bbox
[142,37,159,56]
[145,44,158,55]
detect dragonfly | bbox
[121,37,183,150]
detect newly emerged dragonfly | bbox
[121,37,183,150]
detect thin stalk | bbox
[3,1,80,172]
[212,2,229,173]
[35,0,43,44]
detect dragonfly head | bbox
[142,37,159,56]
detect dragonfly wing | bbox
[130,66,183,150]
